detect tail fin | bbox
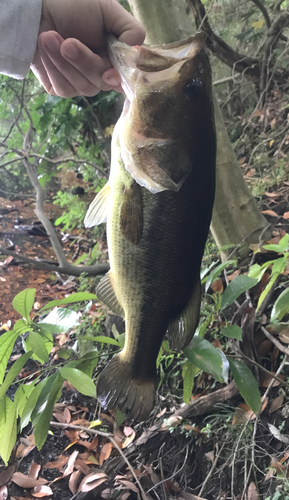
[97,354,156,421]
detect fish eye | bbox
[183,77,203,99]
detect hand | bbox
[31,0,145,97]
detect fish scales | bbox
[84,33,216,420]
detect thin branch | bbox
[3,80,26,143]
[49,421,147,500]
[0,247,109,276]
[261,326,289,356]
[250,0,271,29]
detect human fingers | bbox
[101,0,145,46]
[38,32,106,97]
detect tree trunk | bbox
[128,0,270,259]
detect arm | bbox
[0,0,42,78]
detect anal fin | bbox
[84,183,110,228]
[96,271,124,317]
[167,279,201,350]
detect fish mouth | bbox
[107,32,207,101]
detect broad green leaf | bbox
[116,409,125,428]
[221,325,242,341]
[14,383,36,418]
[279,234,289,251]
[82,336,120,347]
[201,261,218,281]
[20,380,43,431]
[12,288,36,320]
[205,260,235,292]
[0,351,33,401]
[75,253,89,265]
[221,276,257,310]
[74,353,99,378]
[31,372,60,424]
[0,396,17,465]
[271,257,286,275]
[182,360,198,404]
[257,273,279,311]
[39,307,79,333]
[13,319,34,334]
[262,244,285,254]
[60,366,96,398]
[229,359,261,414]
[0,330,20,384]
[271,288,289,321]
[183,336,225,382]
[40,292,97,311]
[248,263,269,281]
[27,331,49,363]
[34,373,64,450]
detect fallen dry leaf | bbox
[210,278,223,294]
[99,442,112,465]
[227,270,240,281]
[74,458,90,475]
[28,463,41,481]
[121,429,136,449]
[283,212,289,219]
[247,482,259,500]
[43,455,68,470]
[0,466,16,487]
[156,407,167,418]
[16,434,35,458]
[63,450,79,477]
[268,423,289,444]
[12,472,48,488]
[264,467,275,481]
[0,486,8,500]
[32,485,53,497]
[265,191,280,199]
[269,395,284,414]
[205,451,214,463]
[115,479,139,493]
[279,328,289,344]
[68,470,82,495]
[78,473,108,493]
[262,210,278,217]
[89,435,98,450]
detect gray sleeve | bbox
[0,0,42,79]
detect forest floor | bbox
[1,105,289,500]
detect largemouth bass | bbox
[84,33,216,420]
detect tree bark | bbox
[128,0,270,259]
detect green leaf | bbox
[60,366,96,398]
[75,253,89,265]
[12,288,36,320]
[31,372,60,424]
[27,331,49,363]
[271,257,286,275]
[182,360,198,404]
[39,307,79,333]
[14,383,36,418]
[0,330,20,384]
[271,288,289,321]
[278,234,289,251]
[262,244,285,254]
[257,273,279,311]
[34,373,64,450]
[0,351,33,401]
[229,358,261,414]
[20,380,43,431]
[13,319,34,334]
[183,336,225,382]
[40,292,97,311]
[221,276,257,310]
[74,353,99,378]
[205,260,235,292]
[248,263,269,281]
[0,396,17,465]
[221,325,242,341]
[82,336,120,347]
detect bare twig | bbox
[261,326,289,356]
[199,442,226,496]
[250,0,271,29]
[49,421,148,500]
[0,247,109,276]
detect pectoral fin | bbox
[167,279,201,350]
[84,183,110,228]
[120,180,143,245]
[96,271,124,317]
